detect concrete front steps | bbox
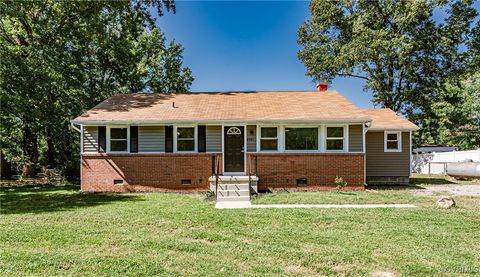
[209,175,258,202]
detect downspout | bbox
[70,121,81,133]
[70,121,83,191]
[363,121,372,186]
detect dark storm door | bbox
[224,126,245,172]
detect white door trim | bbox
[222,124,247,175]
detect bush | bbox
[334,176,348,191]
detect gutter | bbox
[368,127,420,131]
[71,117,374,125]
[70,122,82,133]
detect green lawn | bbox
[1,182,479,276]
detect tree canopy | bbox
[298,0,479,148]
[0,0,193,177]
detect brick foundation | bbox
[81,153,219,192]
[81,153,365,192]
[249,153,365,191]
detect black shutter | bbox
[98,126,106,153]
[130,126,138,153]
[165,125,173,153]
[198,125,206,152]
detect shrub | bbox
[334,176,348,191]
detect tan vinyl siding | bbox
[138,126,165,152]
[206,126,222,152]
[247,125,257,152]
[348,125,363,152]
[83,126,98,153]
[366,131,410,177]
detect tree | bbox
[424,72,480,150]
[0,1,193,177]
[298,0,479,139]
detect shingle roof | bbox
[72,91,418,130]
[363,108,419,130]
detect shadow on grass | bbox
[0,185,143,215]
[367,184,426,190]
[409,177,455,185]
[368,176,456,191]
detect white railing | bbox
[412,149,480,174]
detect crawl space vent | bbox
[296,178,308,186]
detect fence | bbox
[412,149,480,175]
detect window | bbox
[260,127,278,151]
[326,126,344,151]
[385,131,401,152]
[285,128,318,150]
[177,127,195,151]
[109,127,128,152]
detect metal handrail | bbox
[214,155,220,197]
[247,154,252,188]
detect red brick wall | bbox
[81,153,220,192]
[249,153,365,190]
[82,153,364,192]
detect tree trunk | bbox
[21,119,39,177]
[0,149,12,179]
[45,127,56,168]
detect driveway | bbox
[412,185,480,197]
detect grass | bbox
[1,180,480,276]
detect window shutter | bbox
[165,125,173,153]
[98,126,106,153]
[130,126,138,153]
[198,125,206,152]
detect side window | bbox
[326,126,345,151]
[260,127,278,151]
[109,127,128,152]
[385,131,401,152]
[177,127,195,151]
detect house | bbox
[71,88,418,197]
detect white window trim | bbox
[324,125,347,153]
[258,126,279,152]
[384,131,402,152]
[174,125,197,153]
[283,126,320,152]
[107,126,130,153]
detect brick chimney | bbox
[316,82,328,91]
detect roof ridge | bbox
[111,90,347,95]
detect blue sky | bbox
[156,1,479,109]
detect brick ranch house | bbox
[71,88,418,195]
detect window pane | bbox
[285,128,318,150]
[261,127,277,138]
[111,128,127,139]
[177,127,194,139]
[261,139,278,151]
[387,133,398,140]
[326,139,343,150]
[110,140,127,151]
[387,141,398,149]
[178,140,195,151]
[327,127,343,138]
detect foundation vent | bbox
[296,178,308,186]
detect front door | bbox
[224,126,245,173]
